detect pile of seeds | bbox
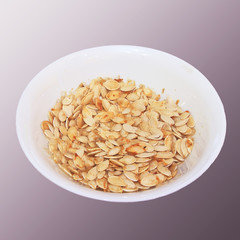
[41,77,195,193]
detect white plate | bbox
[16,45,226,202]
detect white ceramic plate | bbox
[16,45,226,202]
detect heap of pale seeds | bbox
[41,77,195,193]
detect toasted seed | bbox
[62,95,73,105]
[58,164,72,177]
[103,79,120,90]
[127,92,140,101]
[74,156,85,169]
[157,164,171,177]
[154,145,169,151]
[88,180,97,189]
[83,116,95,126]
[124,164,137,171]
[138,165,149,173]
[124,171,138,182]
[177,125,188,133]
[140,174,158,187]
[180,111,190,120]
[121,84,136,92]
[181,138,189,157]
[87,166,98,181]
[96,178,108,189]
[161,114,174,125]
[156,173,165,183]
[76,136,88,143]
[187,115,195,128]
[156,152,174,158]
[82,93,93,105]
[108,147,121,155]
[175,139,184,157]
[108,184,123,193]
[96,142,109,152]
[136,152,156,158]
[97,171,106,179]
[108,139,119,146]
[76,148,84,158]
[135,157,151,163]
[97,160,109,171]
[123,124,136,133]
[163,158,175,167]
[186,138,194,153]
[106,90,121,100]
[109,159,125,167]
[104,155,123,159]
[108,176,126,186]
[149,160,158,171]
[44,130,55,139]
[72,174,82,181]
[175,118,189,127]
[67,127,78,141]
[126,144,145,155]
[119,156,136,164]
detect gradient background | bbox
[1,1,239,239]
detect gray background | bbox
[1,0,239,239]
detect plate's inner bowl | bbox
[17,46,225,200]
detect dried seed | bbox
[156,152,175,159]
[88,180,97,189]
[127,92,139,101]
[108,147,121,155]
[108,139,119,146]
[124,164,137,171]
[76,148,84,158]
[161,114,174,125]
[136,152,156,158]
[149,160,158,171]
[108,176,126,186]
[106,90,121,100]
[82,93,93,105]
[97,171,106,179]
[109,159,125,167]
[186,138,194,153]
[177,125,188,133]
[140,174,158,187]
[63,105,74,118]
[112,124,122,132]
[96,178,108,189]
[154,145,169,151]
[124,171,138,182]
[97,160,109,171]
[108,184,123,193]
[67,127,78,141]
[187,115,195,128]
[123,124,136,133]
[44,130,55,139]
[121,84,136,92]
[62,95,73,105]
[76,136,88,143]
[126,144,145,155]
[135,157,151,163]
[96,142,109,152]
[87,166,98,181]
[118,155,136,165]
[103,79,120,90]
[181,138,189,157]
[175,118,189,127]
[180,111,190,120]
[157,164,171,177]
